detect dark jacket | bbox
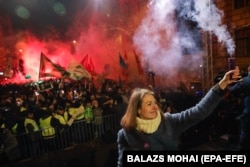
[229,73,250,150]
[229,74,250,113]
[117,85,225,167]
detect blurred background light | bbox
[15,5,30,20]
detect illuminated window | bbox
[235,27,250,57]
[234,0,250,9]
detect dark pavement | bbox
[2,139,118,167]
[1,135,238,167]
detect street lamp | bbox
[148,71,155,90]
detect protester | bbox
[0,127,19,163]
[113,95,127,130]
[117,69,240,167]
[51,105,76,148]
[39,107,57,152]
[24,109,40,155]
[228,65,250,150]
[92,99,104,140]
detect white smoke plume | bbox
[133,0,234,87]
[178,0,235,56]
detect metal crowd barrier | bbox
[15,115,118,160]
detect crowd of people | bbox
[0,78,129,163]
[0,67,248,164]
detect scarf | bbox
[136,110,161,134]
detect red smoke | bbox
[0,0,202,92]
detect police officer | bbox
[39,108,56,151]
[51,105,76,148]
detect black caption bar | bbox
[122,151,250,167]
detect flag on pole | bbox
[124,51,128,66]
[80,54,88,70]
[134,50,144,75]
[39,52,70,79]
[80,54,95,73]
[88,58,95,73]
[67,59,91,80]
[119,52,129,81]
[119,53,127,69]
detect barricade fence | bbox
[15,115,118,160]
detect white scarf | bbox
[136,111,161,134]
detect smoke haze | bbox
[133,0,234,87]
[0,0,234,89]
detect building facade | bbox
[213,0,250,74]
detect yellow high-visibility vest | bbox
[68,107,85,120]
[39,116,55,138]
[53,112,68,125]
[24,118,39,133]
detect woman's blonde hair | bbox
[120,88,163,132]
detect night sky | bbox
[0,0,148,85]
[0,0,88,39]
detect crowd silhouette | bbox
[0,77,243,164]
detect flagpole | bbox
[38,52,42,81]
